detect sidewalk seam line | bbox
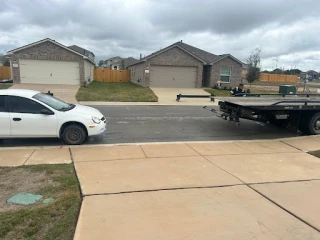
[248,179,320,185]
[232,142,255,154]
[84,183,246,197]
[279,140,305,152]
[83,179,320,197]
[184,143,202,155]
[139,145,148,158]
[201,155,320,232]
[201,155,246,184]
[23,149,36,165]
[74,154,202,163]
[248,185,320,233]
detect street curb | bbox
[79,101,219,106]
[0,135,317,151]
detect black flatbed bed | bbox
[219,96,320,110]
[217,94,320,135]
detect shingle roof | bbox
[307,70,319,74]
[68,45,95,58]
[176,42,220,63]
[128,41,244,67]
[123,57,138,66]
[106,56,122,61]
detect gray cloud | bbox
[0,0,319,71]
[146,0,320,35]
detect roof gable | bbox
[209,54,244,66]
[127,41,244,67]
[176,42,219,63]
[7,38,95,64]
[127,42,207,67]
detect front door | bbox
[8,96,58,137]
[0,95,10,137]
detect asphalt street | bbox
[0,105,300,147]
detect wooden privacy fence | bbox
[0,66,11,80]
[94,68,130,82]
[259,73,298,83]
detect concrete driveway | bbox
[151,88,215,105]
[10,84,79,103]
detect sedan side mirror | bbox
[40,109,54,115]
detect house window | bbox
[113,66,118,70]
[220,67,231,83]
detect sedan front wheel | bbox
[62,124,87,145]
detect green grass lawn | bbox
[0,164,81,240]
[204,89,231,97]
[309,150,320,159]
[76,81,158,102]
[0,84,12,89]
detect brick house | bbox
[127,41,244,88]
[6,38,95,85]
[102,56,138,70]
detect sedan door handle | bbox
[13,118,21,121]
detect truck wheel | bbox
[307,112,320,135]
[62,124,87,145]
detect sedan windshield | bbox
[33,93,75,111]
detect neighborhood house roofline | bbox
[6,38,95,64]
[127,42,244,68]
[127,43,207,67]
[68,45,95,57]
[209,54,245,66]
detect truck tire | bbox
[306,112,320,135]
[62,124,87,145]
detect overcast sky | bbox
[0,0,319,71]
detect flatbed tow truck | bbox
[212,93,320,135]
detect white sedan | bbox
[0,89,106,145]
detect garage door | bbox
[20,59,80,85]
[150,65,197,88]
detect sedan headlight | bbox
[92,116,101,124]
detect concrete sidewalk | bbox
[1,137,320,239]
[72,138,320,239]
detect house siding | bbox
[84,59,94,83]
[130,47,204,88]
[211,57,242,87]
[128,62,146,87]
[11,41,85,84]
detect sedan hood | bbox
[69,104,104,118]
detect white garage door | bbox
[150,65,197,88]
[20,59,80,85]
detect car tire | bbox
[62,124,87,145]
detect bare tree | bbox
[246,48,261,86]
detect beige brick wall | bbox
[128,62,147,87]
[211,57,243,87]
[130,47,204,88]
